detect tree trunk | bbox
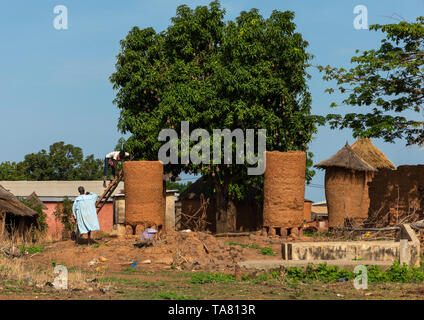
[226,199,237,232]
[215,183,227,234]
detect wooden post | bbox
[0,210,6,240]
[18,217,25,245]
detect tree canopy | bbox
[0,142,103,181]
[319,17,424,145]
[110,1,320,231]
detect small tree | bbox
[53,197,75,236]
[20,198,48,241]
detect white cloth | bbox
[105,151,129,160]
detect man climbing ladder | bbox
[103,150,132,188]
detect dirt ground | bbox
[28,231,288,273]
[1,231,424,300]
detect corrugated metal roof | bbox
[0,181,125,198]
[311,201,328,215]
[312,201,327,206]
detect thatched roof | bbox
[0,184,38,217]
[314,142,377,172]
[25,192,47,210]
[351,138,396,169]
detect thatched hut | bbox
[24,192,47,210]
[314,143,377,228]
[0,184,38,240]
[351,138,396,170]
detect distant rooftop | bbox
[0,181,125,202]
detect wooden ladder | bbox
[96,170,124,215]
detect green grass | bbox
[19,245,45,254]
[155,291,198,300]
[260,246,276,256]
[303,230,334,237]
[274,261,424,284]
[242,271,281,282]
[228,242,276,255]
[190,272,236,284]
[121,267,139,273]
[99,276,166,287]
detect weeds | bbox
[228,242,276,256]
[260,246,276,256]
[190,273,235,284]
[272,262,424,284]
[19,245,44,255]
[303,230,334,238]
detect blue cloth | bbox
[72,193,100,234]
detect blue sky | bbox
[1,0,423,201]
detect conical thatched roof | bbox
[0,184,38,217]
[25,192,47,210]
[351,138,396,169]
[314,142,377,172]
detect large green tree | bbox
[319,17,424,145]
[111,1,319,232]
[0,142,103,181]
[0,162,25,180]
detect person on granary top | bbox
[103,150,132,188]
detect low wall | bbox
[282,224,420,266]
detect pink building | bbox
[0,181,124,240]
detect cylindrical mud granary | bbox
[314,142,377,228]
[263,151,306,229]
[324,168,374,228]
[124,161,165,229]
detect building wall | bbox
[43,202,113,240]
[368,165,424,226]
[180,199,262,233]
[303,201,312,222]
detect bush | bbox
[19,198,48,239]
[53,197,75,234]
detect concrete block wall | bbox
[282,224,420,267]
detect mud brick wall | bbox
[263,151,306,228]
[368,165,424,226]
[180,200,262,233]
[325,167,373,228]
[124,161,165,228]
